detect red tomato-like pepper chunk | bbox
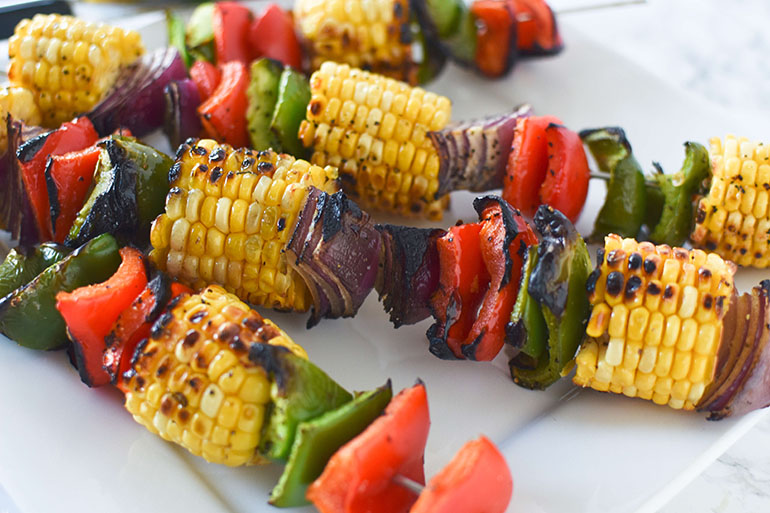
[410,436,513,513]
[430,223,489,359]
[470,0,517,77]
[510,0,563,55]
[503,116,589,223]
[249,4,303,69]
[307,382,430,513]
[212,1,253,65]
[198,61,251,148]
[46,146,101,243]
[464,200,538,361]
[539,123,590,223]
[19,117,98,241]
[503,114,562,217]
[56,247,148,387]
[190,60,222,102]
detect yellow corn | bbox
[149,139,339,312]
[574,235,735,410]
[123,285,307,466]
[300,61,451,219]
[294,0,416,83]
[0,86,41,154]
[7,14,144,127]
[692,135,770,267]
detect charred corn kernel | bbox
[7,14,143,127]
[574,235,734,410]
[295,0,415,83]
[123,286,306,466]
[693,136,770,267]
[301,61,451,219]
[0,86,41,154]
[150,140,339,312]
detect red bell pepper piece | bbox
[410,436,513,513]
[190,60,222,102]
[45,146,101,243]
[470,0,517,77]
[198,61,251,148]
[510,0,563,55]
[464,201,537,361]
[249,4,303,69]
[502,114,561,217]
[307,382,430,513]
[431,223,489,359]
[503,116,589,223]
[212,1,253,65]
[56,247,148,387]
[19,117,98,241]
[539,123,590,223]
[105,280,192,393]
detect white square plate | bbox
[0,6,768,513]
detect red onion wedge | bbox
[87,48,187,137]
[163,79,202,150]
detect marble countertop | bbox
[555,0,770,511]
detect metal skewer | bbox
[517,0,646,22]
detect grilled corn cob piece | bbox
[0,86,41,153]
[691,135,770,267]
[574,235,735,410]
[300,61,451,219]
[149,139,339,312]
[123,285,306,466]
[7,14,144,127]
[295,0,416,83]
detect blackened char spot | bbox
[248,344,292,390]
[17,131,51,163]
[209,166,223,183]
[168,161,182,183]
[663,285,675,299]
[586,268,601,295]
[627,253,642,271]
[209,147,225,162]
[624,275,642,299]
[643,257,657,275]
[647,282,661,295]
[151,312,173,339]
[606,271,624,296]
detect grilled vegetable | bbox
[18,117,99,242]
[122,284,355,467]
[190,60,221,101]
[56,247,147,387]
[300,61,451,219]
[163,79,202,150]
[574,235,736,411]
[512,0,563,56]
[246,58,283,151]
[271,381,393,507]
[409,435,513,513]
[508,205,592,389]
[186,2,216,64]
[692,135,770,267]
[502,116,590,222]
[66,136,173,248]
[0,86,41,153]
[580,127,647,241]
[271,67,311,157]
[0,242,70,299]
[648,141,710,246]
[45,145,101,243]
[294,0,417,83]
[198,61,250,148]
[428,197,537,360]
[470,0,518,78]
[248,4,303,70]
[0,233,120,350]
[7,14,144,127]
[307,381,429,513]
[149,139,339,312]
[212,1,253,65]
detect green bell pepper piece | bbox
[166,10,192,69]
[0,234,121,350]
[270,69,311,158]
[251,345,353,462]
[510,207,592,390]
[186,3,215,63]
[507,246,548,370]
[580,127,647,241]
[648,142,710,246]
[246,58,283,151]
[270,381,393,507]
[0,243,70,299]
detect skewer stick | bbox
[517,0,647,21]
[392,473,426,495]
